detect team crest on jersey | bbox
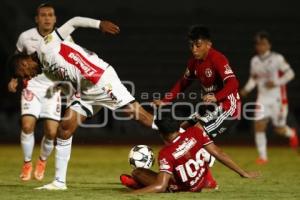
[205,68,213,77]
[102,84,118,101]
[184,68,191,78]
[23,89,34,101]
[159,158,171,170]
[224,64,233,75]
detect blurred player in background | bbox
[10,16,157,190]
[120,112,259,193]
[240,31,298,164]
[154,25,241,138]
[8,3,63,181]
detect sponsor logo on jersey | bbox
[201,84,217,93]
[68,52,97,77]
[205,68,213,77]
[224,64,233,75]
[172,137,197,159]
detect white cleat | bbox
[35,181,67,190]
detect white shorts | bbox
[21,87,61,121]
[68,66,135,117]
[255,100,288,127]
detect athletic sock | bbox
[20,131,34,162]
[40,136,54,161]
[54,137,73,185]
[255,132,267,160]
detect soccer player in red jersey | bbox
[120,111,259,193]
[154,25,241,138]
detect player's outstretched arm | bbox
[204,143,260,178]
[131,172,171,194]
[57,17,120,39]
[240,76,256,97]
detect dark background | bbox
[1,0,299,144]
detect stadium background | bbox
[0,0,299,144]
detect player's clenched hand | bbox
[8,78,18,93]
[241,171,261,179]
[99,21,120,35]
[202,94,217,103]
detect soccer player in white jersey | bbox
[10,16,157,190]
[240,31,298,164]
[8,3,63,181]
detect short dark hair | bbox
[254,31,271,43]
[7,53,29,78]
[154,111,180,136]
[36,3,55,15]
[188,25,211,41]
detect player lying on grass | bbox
[10,16,157,190]
[120,111,260,193]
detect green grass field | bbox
[0,145,299,200]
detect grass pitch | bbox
[0,145,299,200]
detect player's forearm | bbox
[215,77,239,101]
[276,69,295,86]
[57,16,100,39]
[163,77,191,102]
[243,77,256,93]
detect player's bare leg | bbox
[254,119,269,164]
[34,119,59,181]
[121,101,155,128]
[20,115,37,181]
[274,126,299,149]
[36,108,86,190]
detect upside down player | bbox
[10,17,157,190]
[8,3,64,181]
[120,112,259,193]
[240,31,298,164]
[154,25,240,138]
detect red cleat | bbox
[289,128,299,149]
[120,174,141,189]
[256,158,268,165]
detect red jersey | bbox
[158,127,213,191]
[163,48,240,115]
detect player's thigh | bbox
[132,168,158,186]
[21,115,37,134]
[58,108,87,139]
[43,119,60,139]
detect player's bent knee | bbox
[58,123,76,140]
[132,168,147,179]
[21,123,35,134]
[274,127,285,135]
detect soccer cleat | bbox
[120,174,141,189]
[34,159,47,181]
[35,181,67,190]
[289,128,299,149]
[255,158,268,165]
[20,162,32,181]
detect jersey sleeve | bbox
[16,33,25,53]
[158,150,174,174]
[213,53,239,101]
[56,17,101,40]
[192,127,213,146]
[276,54,295,85]
[162,58,195,102]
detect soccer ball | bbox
[128,145,154,169]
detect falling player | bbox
[8,3,64,181]
[10,16,157,190]
[240,31,298,164]
[154,25,241,138]
[120,111,259,193]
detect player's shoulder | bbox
[250,55,259,64]
[209,48,228,63]
[18,28,40,39]
[270,51,285,61]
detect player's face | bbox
[35,7,56,33]
[16,57,41,79]
[190,39,211,59]
[255,38,271,56]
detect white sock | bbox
[283,126,293,138]
[151,115,158,130]
[54,137,72,185]
[255,132,267,160]
[40,136,54,161]
[20,131,34,162]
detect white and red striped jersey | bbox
[244,51,294,105]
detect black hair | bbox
[154,111,180,136]
[7,53,30,78]
[36,3,55,15]
[254,31,271,43]
[188,25,211,41]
